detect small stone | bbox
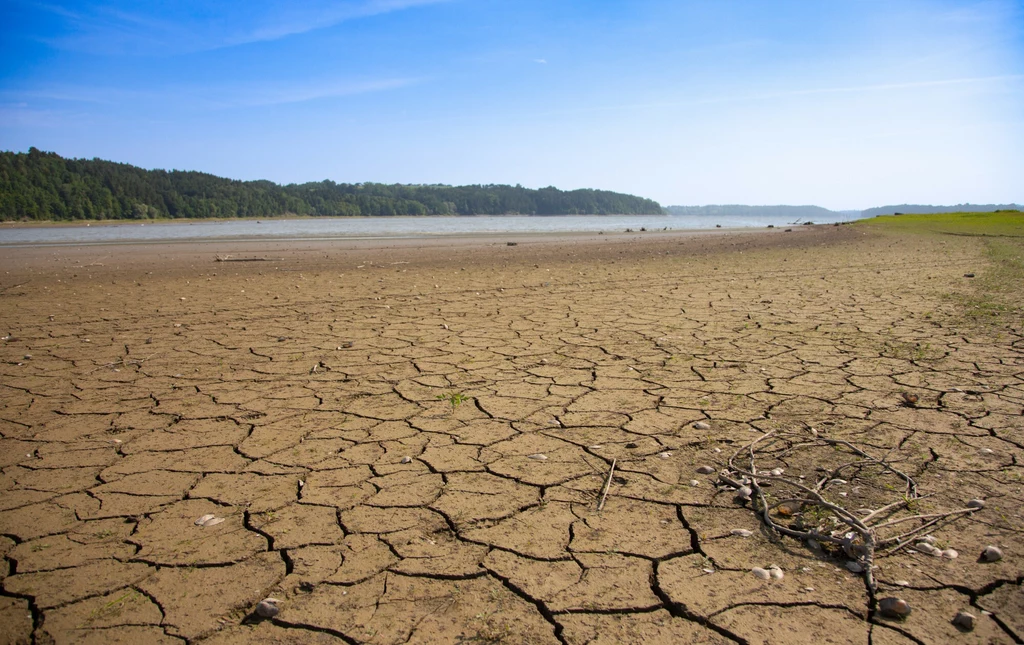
[689,480,700,487]
[588,445,603,450]
[979,448,994,455]
[702,568,715,574]
[952,611,976,631]
[694,421,711,431]
[803,587,815,592]
[751,567,770,581]
[255,598,280,618]
[966,499,985,509]
[527,454,548,461]
[770,468,785,476]
[845,561,864,573]
[624,442,638,449]
[914,542,939,556]
[201,517,225,527]
[735,486,752,501]
[194,514,216,526]
[730,529,753,537]
[941,549,958,560]
[400,456,413,464]
[980,545,1003,562]
[807,539,820,551]
[712,448,721,453]
[878,597,912,619]
[657,451,672,459]
[696,465,716,474]
[768,566,784,580]
[894,580,910,587]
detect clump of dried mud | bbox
[0,226,1021,644]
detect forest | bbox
[0,148,664,221]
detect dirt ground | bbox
[0,225,1021,644]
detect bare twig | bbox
[597,459,616,512]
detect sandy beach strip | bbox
[0,225,1021,644]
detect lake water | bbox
[0,212,866,246]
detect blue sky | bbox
[1,0,1021,210]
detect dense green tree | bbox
[0,149,664,221]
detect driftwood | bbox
[722,427,978,591]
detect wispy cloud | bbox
[2,75,423,112]
[533,59,547,64]
[26,0,453,55]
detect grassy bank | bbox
[856,211,1023,327]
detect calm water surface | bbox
[0,213,865,246]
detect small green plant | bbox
[437,391,468,413]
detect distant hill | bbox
[664,204,837,220]
[0,148,664,221]
[860,204,1022,217]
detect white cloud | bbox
[28,0,453,55]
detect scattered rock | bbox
[769,467,785,476]
[878,597,912,619]
[588,445,603,450]
[689,480,700,487]
[694,421,711,431]
[194,514,216,526]
[963,273,975,278]
[255,598,280,618]
[730,529,753,538]
[980,545,1003,562]
[735,486,752,501]
[941,549,958,560]
[624,442,638,449]
[751,567,771,581]
[527,454,548,461]
[902,392,919,406]
[696,465,716,474]
[893,580,910,587]
[845,561,864,573]
[952,611,976,631]
[200,517,225,527]
[657,451,672,459]
[400,456,413,464]
[768,566,784,580]
[966,499,985,509]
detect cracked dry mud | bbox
[0,226,1021,644]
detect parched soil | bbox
[0,225,1021,644]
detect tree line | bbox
[0,148,664,221]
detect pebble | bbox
[689,480,700,487]
[952,611,976,631]
[201,517,225,527]
[941,549,958,560]
[914,542,940,556]
[769,566,784,580]
[980,545,1003,562]
[696,465,716,474]
[657,451,672,459]
[527,453,548,461]
[845,561,864,573]
[625,442,638,449]
[712,448,721,453]
[966,499,985,509]
[400,456,413,464]
[894,580,910,587]
[694,421,711,431]
[751,567,771,580]
[770,468,785,476]
[979,448,994,455]
[255,598,281,618]
[589,445,603,450]
[730,529,753,537]
[194,514,216,526]
[878,597,912,619]
[735,486,753,501]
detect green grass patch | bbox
[854,210,1024,237]
[856,212,1024,328]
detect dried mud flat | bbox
[0,226,1021,645]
